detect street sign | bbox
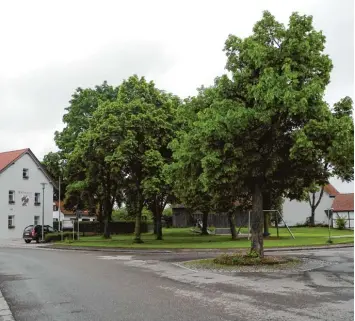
[76,210,82,219]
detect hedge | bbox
[51,221,152,235]
[45,232,78,242]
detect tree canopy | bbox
[43,11,353,252]
[169,11,353,256]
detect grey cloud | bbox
[1,40,176,135]
[308,0,354,105]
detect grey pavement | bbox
[0,288,14,321]
[0,245,353,321]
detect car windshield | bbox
[24,226,33,232]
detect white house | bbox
[0,148,55,239]
[282,184,338,227]
[332,193,354,229]
[53,201,96,230]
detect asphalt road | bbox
[0,246,353,321]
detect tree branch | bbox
[314,186,325,209]
[311,192,315,209]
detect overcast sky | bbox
[0,0,353,192]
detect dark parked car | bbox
[23,225,56,243]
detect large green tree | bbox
[68,111,124,238]
[294,96,354,225]
[49,81,119,214]
[180,11,352,257]
[55,81,119,155]
[168,88,220,236]
[83,76,178,242]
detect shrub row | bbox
[53,221,152,235]
[45,232,78,242]
[213,253,291,266]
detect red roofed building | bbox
[332,193,354,229]
[53,201,95,229]
[282,184,342,227]
[0,148,56,239]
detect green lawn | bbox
[54,227,354,249]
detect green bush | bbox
[336,217,347,230]
[45,232,78,243]
[163,207,172,216]
[112,208,131,221]
[112,207,153,221]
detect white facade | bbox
[0,153,54,239]
[53,210,95,222]
[333,211,354,229]
[282,190,334,227]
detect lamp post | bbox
[41,183,47,242]
[327,207,333,244]
[58,175,61,239]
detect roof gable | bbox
[332,193,354,212]
[0,148,57,188]
[54,201,90,216]
[324,184,340,197]
[0,148,29,172]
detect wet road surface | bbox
[0,246,353,321]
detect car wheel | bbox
[25,239,31,244]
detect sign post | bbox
[76,210,81,241]
[327,208,333,244]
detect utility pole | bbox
[59,176,62,241]
[41,183,47,242]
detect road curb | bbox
[0,289,15,321]
[43,243,354,254]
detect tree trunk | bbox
[228,211,237,240]
[201,212,209,235]
[310,207,315,226]
[251,184,264,257]
[156,210,163,240]
[102,198,112,239]
[133,199,144,243]
[103,216,110,239]
[153,212,157,234]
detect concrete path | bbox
[0,289,14,321]
[0,244,353,320]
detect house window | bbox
[9,190,15,204]
[8,215,15,228]
[34,193,41,206]
[23,168,29,179]
[34,216,40,225]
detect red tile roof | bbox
[0,148,29,172]
[54,201,90,216]
[332,193,354,212]
[324,184,340,196]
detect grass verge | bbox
[53,227,354,249]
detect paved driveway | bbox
[0,246,353,321]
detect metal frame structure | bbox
[247,210,295,240]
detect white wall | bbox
[333,211,354,229]
[0,153,53,239]
[282,191,334,226]
[53,210,96,222]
